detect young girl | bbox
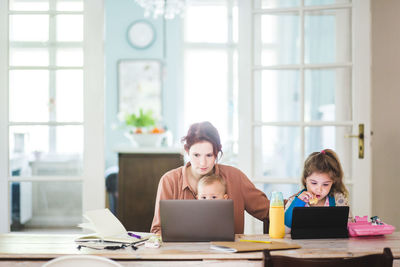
[284,149,351,229]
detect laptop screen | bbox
[160,199,235,242]
[291,206,349,239]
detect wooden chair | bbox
[263,218,269,234]
[263,247,393,267]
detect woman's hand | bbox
[297,191,316,203]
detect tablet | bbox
[160,199,235,242]
[291,206,349,239]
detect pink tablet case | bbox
[348,216,395,237]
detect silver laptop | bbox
[160,199,235,242]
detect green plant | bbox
[124,109,155,128]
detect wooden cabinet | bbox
[117,150,183,232]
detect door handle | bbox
[345,124,364,159]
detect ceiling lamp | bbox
[134,0,186,20]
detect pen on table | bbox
[128,232,141,239]
[239,239,272,244]
[135,240,146,246]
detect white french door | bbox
[0,0,105,233]
[238,0,371,233]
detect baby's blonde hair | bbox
[198,174,227,193]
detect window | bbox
[252,0,352,196]
[183,0,238,164]
[0,0,104,233]
[239,0,370,233]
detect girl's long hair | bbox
[301,149,349,197]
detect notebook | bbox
[291,206,349,239]
[75,208,150,244]
[160,199,235,242]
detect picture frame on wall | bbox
[117,59,162,119]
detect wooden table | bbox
[0,233,400,266]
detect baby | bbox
[197,174,228,200]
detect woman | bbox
[150,121,269,234]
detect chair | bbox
[105,166,118,215]
[42,255,123,267]
[263,247,393,267]
[263,218,269,234]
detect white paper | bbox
[76,208,154,244]
[209,245,237,253]
[83,209,127,238]
[78,222,96,232]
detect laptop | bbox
[160,199,235,242]
[291,206,349,239]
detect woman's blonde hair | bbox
[301,149,348,197]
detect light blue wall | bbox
[104,0,183,168]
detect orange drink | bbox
[269,191,285,239]
[269,206,285,238]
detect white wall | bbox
[371,0,400,228]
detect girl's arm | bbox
[284,192,307,228]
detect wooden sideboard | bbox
[116,147,184,232]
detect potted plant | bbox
[120,109,165,146]
[124,109,156,134]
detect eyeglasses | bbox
[77,243,138,250]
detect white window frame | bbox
[238,0,371,234]
[0,0,105,233]
[8,3,85,157]
[0,0,9,234]
[251,4,354,183]
[183,0,237,159]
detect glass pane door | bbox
[7,0,84,232]
[251,0,360,208]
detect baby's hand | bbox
[297,191,316,204]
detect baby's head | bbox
[197,174,228,200]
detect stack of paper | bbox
[76,208,150,244]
